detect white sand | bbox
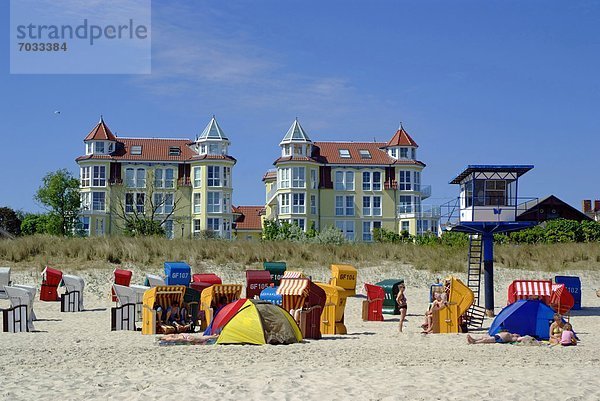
[1,264,599,401]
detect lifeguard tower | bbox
[446,165,537,322]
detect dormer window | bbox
[95,142,105,154]
[108,143,114,153]
[400,148,408,158]
[199,144,207,155]
[169,146,181,156]
[339,149,351,158]
[389,148,398,159]
[131,145,142,155]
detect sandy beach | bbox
[1,263,599,401]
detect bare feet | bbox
[467,334,475,344]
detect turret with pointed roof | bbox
[194,116,230,156]
[384,124,418,160]
[279,118,313,158]
[83,116,117,155]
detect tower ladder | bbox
[464,234,485,328]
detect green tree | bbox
[0,207,22,236]
[34,169,80,236]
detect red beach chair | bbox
[363,283,384,321]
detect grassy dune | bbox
[0,235,599,272]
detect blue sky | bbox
[1,1,599,213]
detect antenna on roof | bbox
[398,121,403,130]
[100,114,104,123]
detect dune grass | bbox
[0,235,599,273]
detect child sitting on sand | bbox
[421,292,446,334]
[560,323,577,346]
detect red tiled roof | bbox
[273,156,320,164]
[262,170,277,181]
[84,119,117,141]
[386,127,418,148]
[313,142,425,166]
[76,137,236,163]
[233,206,264,231]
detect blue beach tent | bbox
[488,300,555,340]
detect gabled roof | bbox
[262,170,277,181]
[313,142,425,166]
[77,138,196,162]
[386,126,418,148]
[517,195,593,222]
[84,117,117,142]
[233,206,264,231]
[197,116,228,141]
[280,119,311,144]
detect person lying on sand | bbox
[467,332,525,344]
[159,333,217,345]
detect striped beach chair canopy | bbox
[281,271,305,279]
[277,278,310,311]
[507,280,552,304]
[550,284,575,314]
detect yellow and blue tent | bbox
[216,299,302,345]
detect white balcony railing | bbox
[397,204,441,218]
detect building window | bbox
[411,148,416,160]
[193,167,202,188]
[95,218,105,236]
[362,196,382,216]
[81,167,91,187]
[163,220,174,239]
[86,143,92,155]
[283,145,291,156]
[373,196,381,216]
[292,167,305,188]
[92,166,106,187]
[78,217,90,236]
[207,192,221,213]
[130,145,142,155]
[209,143,219,155]
[125,168,146,188]
[278,168,290,189]
[399,171,411,191]
[223,193,230,213]
[335,195,354,216]
[485,180,507,206]
[400,148,408,158]
[422,220,429,233]
[362,172,371,191]
[334,171,354,191]
[222,219,231,239]
[390,148,398,159]
[155,168,175,189]
[292,193,305,214]
[169,147,181,156]
[310,169,317,189]
[208,166,221,187]
[310,195,317,215]
[80,192,91,210]
[399,195,412,213]
[292,218,305,231]
[95,142,105,154]
[373,172,381,191]
[193,219,202,233]
[362,196,371,216]
[401,220,410,233]
[279,193,290,214]
[193,193,201,214]
[417,220,423,235]
[359,149,371,159]
[414,171,421,191]
[207,218,220,234]
[363,221,382,241]
[92,192,105,211]
[154,193,174,214]
[335,220,354,241]
[223,167,231,187]
[125,193,145,213]
[338,149,351,158]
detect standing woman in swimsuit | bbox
[396,283,407,332]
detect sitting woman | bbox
[549,313,564,345]
[421,292,447,334]
[155,305,176,334]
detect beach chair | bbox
[144,274,166,288]
[316,283,348,335]
[60,274,85,312]
[329,264,357,297]
[141,285,186,335]
[199,284,243,329]
[13,284,37,321]
[4,286,34,331]
[431,277,473,334]
[111,284,149,331]
[363,283,384,321]
[111,269,133,302]
[245,270,272,299]
[190,273,222,294]
[507,280,552,305]
[277,278,326,339]
[183,287,201,331]
[550,284,575,316]
[40,266,62,301]
[0,267,12,299]
[1,302,28,333]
